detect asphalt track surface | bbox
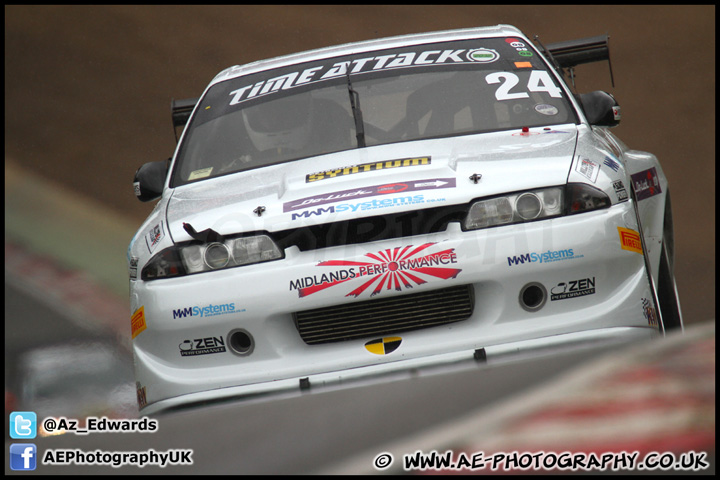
[5,5,715,475]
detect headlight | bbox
[464,186,564,230]
[141,234,283,280]
[463,184,609,230]
[566,183,611,214]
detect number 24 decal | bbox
[486,70,562,100]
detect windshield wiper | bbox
[346,72,366,148]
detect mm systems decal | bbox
[290,242,461,298]
[284,177,455,213]
[172,302,245,319]
[507,248,584,266]
[306,156,430,182]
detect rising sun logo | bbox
[291,242,462,298]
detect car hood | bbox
[166,126,578,242]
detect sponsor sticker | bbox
[505,38,534,57]
[466,48,499,63]
[603,155,621,172]
[225,40,511,106]
[613,180,629,202]
[550,277,596,301]
[642,297,658,327]
[285,177,455,213]
[306,156,430,182]
[172,303,244,319]
[365,337,402,355]
[290,242,461,298]
[179,336,227,357]
[291,193,448,219]
[618,227,643,254]
[131,306,147,339]
[145,222,165,253]
[575,157,600,183]
[631,167,662,201]
[507,248,584,266]
[129,257,139,279]
[136,382,147,409]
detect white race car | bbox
[129,24,682,414]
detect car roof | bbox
[209,24,525,86]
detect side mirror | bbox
[578,91,621,127]
[133,160,169,202]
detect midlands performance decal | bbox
[289,242,461,298]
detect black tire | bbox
[657,240,683,331]
[656,191,683,332]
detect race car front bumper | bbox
[131,202,661,413]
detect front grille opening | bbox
[294,284,474,345]
[274,205,468,252]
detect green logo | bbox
[467,48,499,63]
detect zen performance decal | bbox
[306,156,430,182]
[550,277,596,301]
[284,177,455,213]
[289,242,461,298]
[179,336,227,357]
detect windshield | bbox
[171,37,577,187]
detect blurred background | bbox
[4,5,715,472]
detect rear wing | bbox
[171,97,199,142]
[539,34,614,88]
